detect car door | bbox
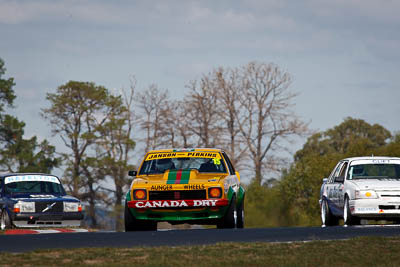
[334,161,348,210]
[325,162,342,200]
[324,161,344,215]
[337,161,349,210]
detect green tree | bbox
[42,81,122,227]
[295,117,391,161]
[381,133,400,157]
[0,58,58,173]
[0,58,16,112]
[245,181,286,227]
[95,84,136,231]
[0,115,59,173]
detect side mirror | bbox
[335,175,344,183]
[322,178,328,184]
[128,170,137,177]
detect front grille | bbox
[381,195,400,197]
[35,201,63,213]
[147,212,209,219]
[38,215,63,221]
[149,190,206,200]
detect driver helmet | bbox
[352,165,365,176]
[155,158,175,172]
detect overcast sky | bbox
[1,0,399,161]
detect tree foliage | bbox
[42,81,125,227]
[0,58,16,113]
[0,58,58,173]
[95,81,137,231]
[0,115,59,173]
[42,80,136,229]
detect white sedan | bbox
[320,156,400,226]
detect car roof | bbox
[0,173,58,178]
[146,148,223,153]
[341,156,400,162]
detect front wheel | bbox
[321,199,339,226]
[236,197,245,228]
[0,210,12,230]
[124,204,157,231]
[344,197,360,226]
[217,195,237,229]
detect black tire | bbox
[217,195,237,229]
[0,210,12,230]
[236,197,245,229]
[124,204,157,232]
[344,196,360,226]
[142,220,158,231]
[321,199,339,226]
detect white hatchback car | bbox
[320,156,400,226]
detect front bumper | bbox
[127,199,229,222]
[350,198,400,218]
[11,212,84,228]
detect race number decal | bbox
[213,158,221,165]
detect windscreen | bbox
[3,175,66,195]
[139,151,227,175]
[348,164,400,180]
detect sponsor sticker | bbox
[183,184,206,190]
[4,175,60,184]
[150,184,206,191]
[151,185,173,191]
[372,159,390,163]
[356,207,378,212]
[128,199,228,209]
[30,195,57,198]
[145,152,220,161]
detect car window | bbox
[222,152,235,175]
[139,156,228,175]
[3,175,66,196]
[339,162,348,178]
[329,162,343,183]
[348,163,400,180]
[4,181,65,195]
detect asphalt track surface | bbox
[2,226,400,253]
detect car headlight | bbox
[133,189,147,200]
[208,187,222,199]
[14,201,35,213]
[64,202,81,212]
[355,190,378,199]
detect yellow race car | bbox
[124,148,245,231]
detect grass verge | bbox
[1,236,399,266]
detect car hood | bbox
[347,179,400,191]
[134,169,226,185]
